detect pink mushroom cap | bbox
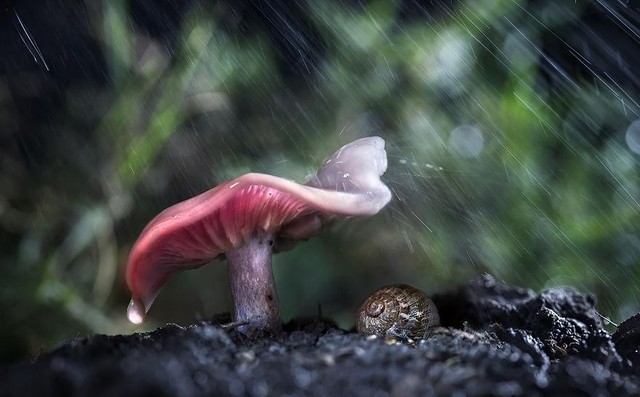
[125,136,391,326]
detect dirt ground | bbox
[3,275,639,397]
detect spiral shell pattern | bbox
[356,284,440,340]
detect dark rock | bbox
[490,326,549,369]
[612,312,640,374]
[431,274,536,328]
[531,287,601,329]
[432,274,621,364]
[2,275,640,397]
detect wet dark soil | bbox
[3,275,640,397]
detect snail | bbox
[356,284,440,341]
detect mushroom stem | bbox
[226,233,282,335]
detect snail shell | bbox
[356,284,440,340]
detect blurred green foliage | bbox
[1,0,639,361]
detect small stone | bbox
[319,353,335,366]
[236,350,256,362]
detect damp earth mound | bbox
[3,275,640,397]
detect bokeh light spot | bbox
[625,119,640,155]
[448,125,485,158]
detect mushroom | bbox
[125,136,391,335]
